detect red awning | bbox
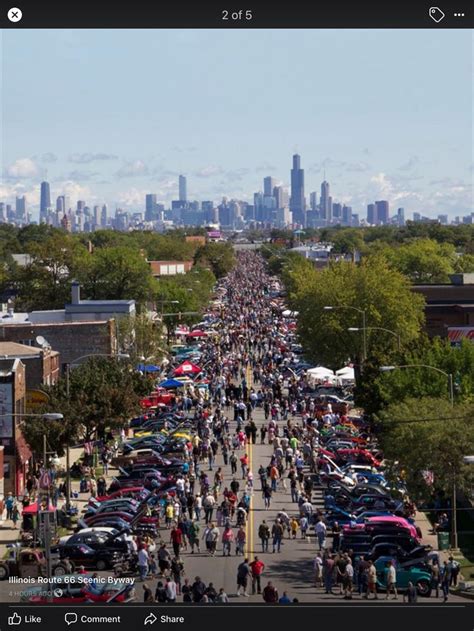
[174,361,202,375]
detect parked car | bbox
[374,556,432,596]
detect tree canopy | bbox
[287,256,425,370]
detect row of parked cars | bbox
[317,418,435,596]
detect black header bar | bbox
[0,1,473,29]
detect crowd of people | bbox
[4,250,459,605]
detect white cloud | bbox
[194,165,223,178]
[5,158,43,179]
[115,160,149,178]
[69,153,118,164]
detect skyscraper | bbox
[56,196,65,213]
[101,204,108,228]
[145,194,157,221]
[179,175,187,203]
[332,202,342,220]
[375,200,389,225]
[290,154,305,226]
[367,203,376,224]
[309,192,318,211]
[15,196,26,221]
[273,186,288,209]
[93,205,101,226]
[40,181,51,223]
[263,176,276,198]
[319,180,331,223]
[342,205,352,225]
[397,208,405,226]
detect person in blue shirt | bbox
[278,591,292,604]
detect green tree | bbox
[378,397,474,502]
[116,313,165,364]
[11,234,87,310]
[374,238,457,283]
[288,256,425,371]
[23,357,149,453]
[194,242,235,278]
[73,246,154,303]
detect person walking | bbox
[222,524,234,557]
[315,519,327,551]
[259,520,270,553]
[188,520,201,554]
[236,558,251,597]
[236,526,246,556]
[170,523,183,558]
[440,561,451,602]
[271,519,284,553]
[137,545,149,581]
[430,559,440,599]
[250,556,265,595]
[385,560,398,600]
[364,560,378,600]
[263,484,272,509]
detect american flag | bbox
[83,441,94,455]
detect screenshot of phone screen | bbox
[0,3,473,630]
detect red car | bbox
[335,448,382,468]
[94,487,146,503]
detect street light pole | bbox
[452,469,458,550]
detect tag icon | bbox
[429,7,445,22]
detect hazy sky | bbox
[1,28,472,218]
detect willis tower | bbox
[290,154,305,226]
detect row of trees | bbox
[0,226,235,314]
[269,248,474,505]
[268,222,474,252]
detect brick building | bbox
[0,358,29,495]
[412,273,474,338]
[0,319,116,370]
[148,260,194,277]
[0,342,60,389]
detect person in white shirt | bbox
[385,561,398,599]
[166,578,177,602]
[315,519,327,550]
[137,546,149,581]
[313,553,323,587]
[344,559,354,599]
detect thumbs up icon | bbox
[8,613,22,625]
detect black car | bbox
[341,532,417,554]
[367,543,430,562]
[58,531,130,555]
[52,543,125,571]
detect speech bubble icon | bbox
[65,613,78,626]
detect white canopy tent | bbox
[335,366,355,382]
[307,366,336,383]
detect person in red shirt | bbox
[250,556,265,594]
[240,454,249,479]
[262,581,278,603]
[170,524,183,558]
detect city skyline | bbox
[1,29,472,218]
